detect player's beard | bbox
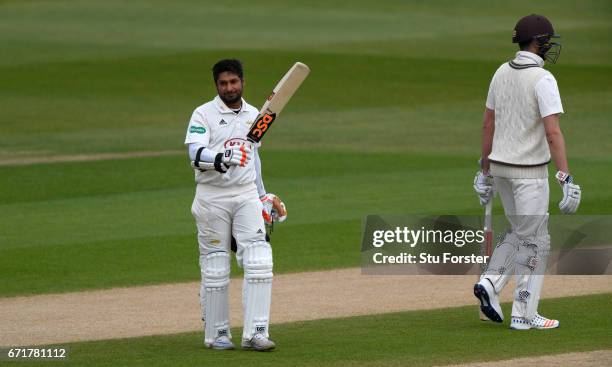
[219,89,242,106]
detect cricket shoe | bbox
[205,336,235,350]
[510,314,559,330]
[241,333,276,351]
[473,279,504,322]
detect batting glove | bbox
[261,193,287,225]
[214,145,252,173]
[556,171,581,214]
[473,170,494,206]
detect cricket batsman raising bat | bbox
[184,59,308,351]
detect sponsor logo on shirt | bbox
[224,138,253,150]
[190,126,206,134]
[219,119,228,126]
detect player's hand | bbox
[215,145,252,173]
[271,194,288,223]
[557,172,581,214]
[473,171,494,206]
[261,193,287,225]
[223,145,252,166]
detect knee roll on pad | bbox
[532,233,550,250]
[202,251,230,288]
[515,235,550,270]
[515,243,538,270]
[243,241,273,280]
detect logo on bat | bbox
[247,113,277,143]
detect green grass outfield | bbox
[4,294,611,366]
[1,0,611,296]
[1,153,611,296]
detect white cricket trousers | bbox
[191,183,266,265]
[483,177,550,320]
[191,182,272,343]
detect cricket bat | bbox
[223,62,310,180]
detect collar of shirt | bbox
[214,95,246,114]
[514,51,544,67]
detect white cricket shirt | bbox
[184,96,259,187]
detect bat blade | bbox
[247,62,310,143]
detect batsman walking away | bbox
[472,14,582,330]
[184,59,291,351]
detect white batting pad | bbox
[242,241,273,340]
[512,234,550,321]
[202,251,231,345]
[482,231,520,293]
